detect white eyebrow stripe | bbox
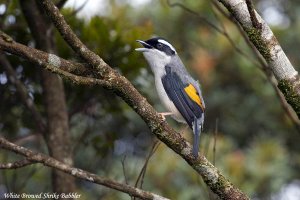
[158,39,176,53]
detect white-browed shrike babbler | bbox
[135,37,205,157]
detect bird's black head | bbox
[136,37,177,56]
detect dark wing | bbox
[161,66,204,128]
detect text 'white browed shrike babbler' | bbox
[136,37,205,157]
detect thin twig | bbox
[245,0,262,30]
[213,119,218,166]
[71,0,89,16]
[121,155,129,185]
[139,141,160,189]
[56,0,68,9]
[0,159,36,169]
[13,134,41,146]
[134,140,160,190]
[166,0,223,34]
[203,131,211,157]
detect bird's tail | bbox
[192,117,202,157]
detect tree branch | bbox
[0,159,36,169]
[0,32,105,86]
[0,136,169,200]
[39,1,108,73]
[245,0,261,30]
[211,0,300,130]
[0,32,89,75]
[218,0,300,118]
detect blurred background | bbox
[1,0,300,199]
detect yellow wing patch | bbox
[184,84,205,110]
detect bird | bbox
[135,37,205,157]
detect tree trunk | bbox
[20,0,76,195]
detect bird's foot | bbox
[158,112,173,120]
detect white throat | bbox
[142,49,171,76]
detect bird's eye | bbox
[157,43,163,49]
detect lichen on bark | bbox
[244,27,272,62]
[278,79,300,118]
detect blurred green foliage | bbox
[1,0,300,199]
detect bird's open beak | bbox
[135,40,152,52]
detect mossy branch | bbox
[218,0,300,119]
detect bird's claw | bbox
[158,112,173,121]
